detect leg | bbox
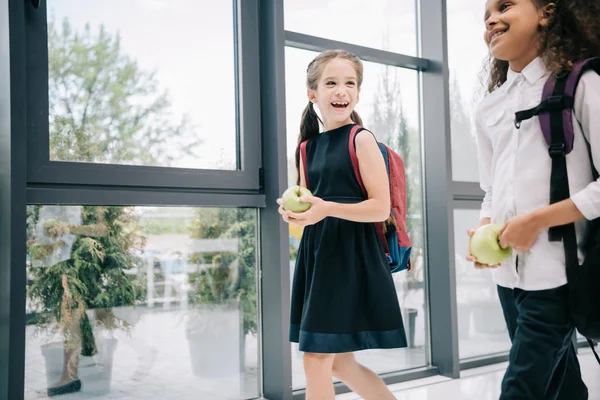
[500,285,587,400]
[554,341,588,400]
[303,352,336,400]
[331,353,395,400]
[497,285,518,342]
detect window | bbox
[285,47,426,389]
[25,205,259,400]
[284,0,417,56]
[447,0,489,182]
[453,208,511,360]
[26,0,262,191]
[45,0,237,169]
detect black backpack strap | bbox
[589,339,600,364]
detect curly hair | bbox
[483,0,600,93]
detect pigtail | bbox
[295,102,322,185]
[351,110,363,126]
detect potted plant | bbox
[26,205,145,397]
[184,208,257,396]
[400,246,424,349]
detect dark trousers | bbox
[497,284,588,400]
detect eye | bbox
[346,81,356,86]
[499,2,511,11]
[326,81,335,85]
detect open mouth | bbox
[331,102,349,109]
[490,28,508,42]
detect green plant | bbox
[27,206,146,356]
[188,208,257,335]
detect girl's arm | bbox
[299,151,307,188]
[526,71,600,230]
[325,129,391,222]
[498,71,600,251]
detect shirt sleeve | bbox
[571,70,600,221]
[475,107,493,220]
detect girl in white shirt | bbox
[468,0,600,398]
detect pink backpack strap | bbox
[300,140,309,188]
[348,125,367,197]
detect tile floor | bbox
[337,347,599,400]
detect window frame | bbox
[24,0,263,192]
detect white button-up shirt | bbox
[475,57,600,291]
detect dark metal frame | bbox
[1,1,27,400]
[25,0,263,192]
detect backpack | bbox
[300,124,412,273]
[514,57,600,364]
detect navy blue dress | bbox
[289,123,407,353]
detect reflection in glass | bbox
[453,209,511,360]
[285,47,426,389]
[47,1,237,169]
[447,0,489,182]
[25,206,259,400]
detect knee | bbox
[331,354,358,380]
[303,352,334,373]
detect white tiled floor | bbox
[337,348,599,400]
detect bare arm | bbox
[299,153,307,188]
[529,199,584,231]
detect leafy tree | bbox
[27,206,146,356]
[26,17,202,389]
[48,18,199,165]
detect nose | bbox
[334,87,346,97]
[485,12,498,30]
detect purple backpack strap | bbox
[538,57,600,154]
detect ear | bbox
[539,2,555,27]
[307,88,318,104]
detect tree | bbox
[27,206,146,392]
[27,18,201,394]
[48,18,200,165]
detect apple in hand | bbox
[470,223,512,265]
[281,186,313,213]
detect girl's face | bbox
[483,0,551,71]
[308,58,359,131]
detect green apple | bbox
[470,223,512,265]
[281,186,313,213]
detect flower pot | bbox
[185,300,243,376]
[41,337,117,396]
[402,308,418,348]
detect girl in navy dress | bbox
[277,49,406,399]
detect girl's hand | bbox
[498,213,542,253]
[466,228,500,269]
[277,195,330,227]
[276,198,293,224]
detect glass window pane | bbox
[25,206,259,400]
[284,0,417,56]
[285,47,426,389]
[47,1,238,170]
[453,208,511,360]
[447,0,488,182]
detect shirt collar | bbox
[503,57,548,92]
